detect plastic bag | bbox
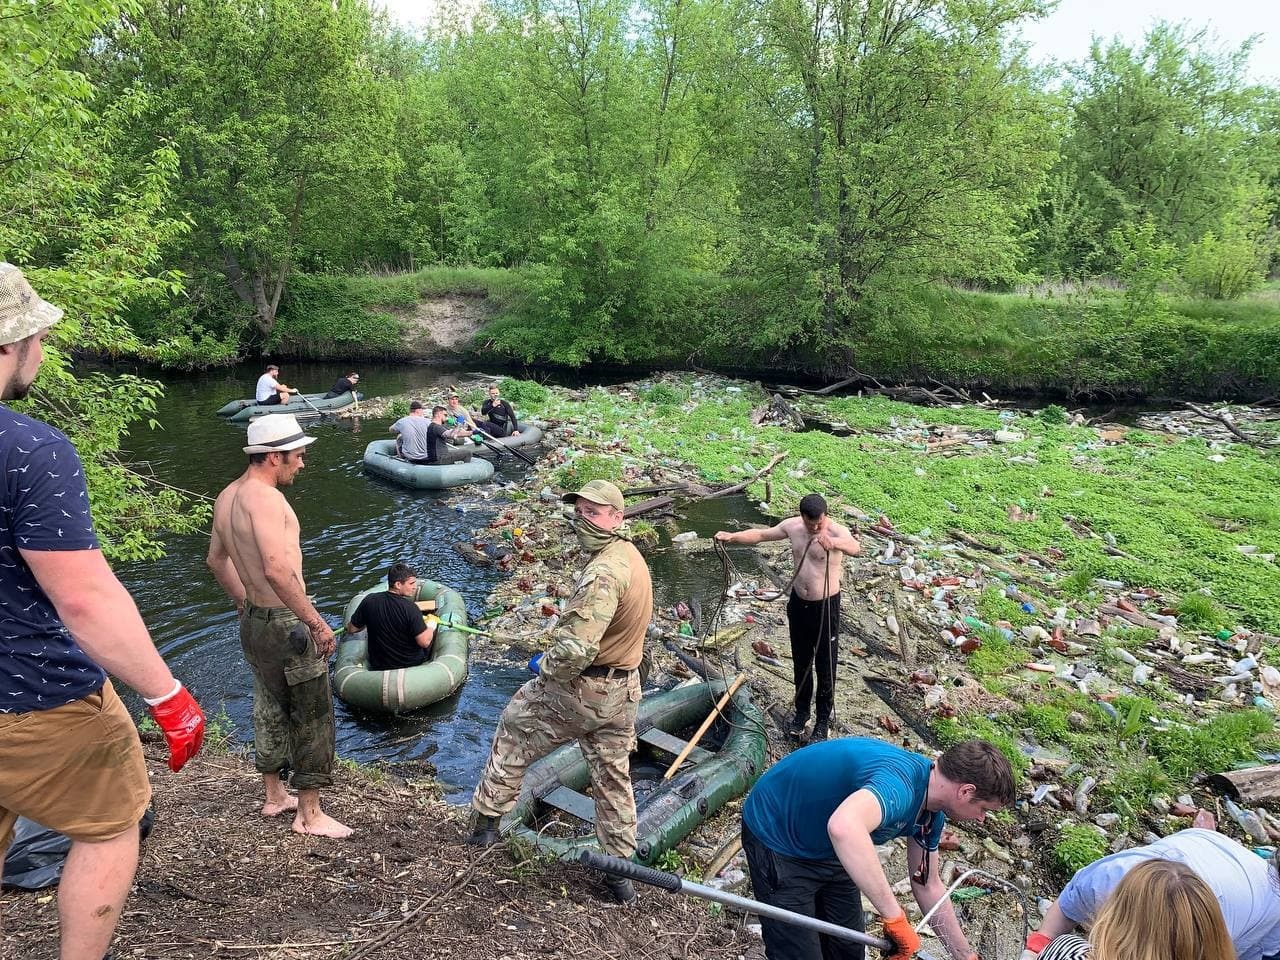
[3,807,155,891]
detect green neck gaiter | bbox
[570,515,631,553]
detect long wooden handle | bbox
[662,674,746,780]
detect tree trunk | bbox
[222,249,276,336]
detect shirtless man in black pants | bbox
[715,494,860,742]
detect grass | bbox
[543,376,1280,630]
[1053,824,1110,876]
[1150,710,1275,780]
[552,453,624,490]
[539,373,1280,813]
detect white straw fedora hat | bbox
[243,413,317,455]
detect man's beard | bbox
[1,340,32,401]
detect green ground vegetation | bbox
[542,375,1280,828]
[548,376,1280,630]
[1053,824,1110,876]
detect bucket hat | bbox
[0,263,63,346]
[243,413,317,455]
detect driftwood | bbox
[703,834,745,881]
[1097,603,1162,630]
[1185,402,1263,447]
[949,528,1004,554]
[662,640,729,681]
[751,393,807,429]
[1208,765,1280,804]
[773,374,862,396]
[624,495,674,519]
[626,482,696,497]
[702,451,788,500]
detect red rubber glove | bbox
[147,684,206,772]
[883,912,921,960]
[1024,932,1052,958]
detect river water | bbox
[116,361,770,800]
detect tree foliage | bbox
[11,0,1280,386]
[92,0,398,338]
[1,0,209,559]
[1027,23,1277,279]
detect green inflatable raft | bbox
[362,439,494,489]
[499,679,765,864]
[334,579,470,712]
[456,423,544,458]
[218,391,359,422]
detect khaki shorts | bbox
[0,680,151,856]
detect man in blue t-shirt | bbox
[741,737,1015,960]
[0,263,206,960]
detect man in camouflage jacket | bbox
[469,479,652,903]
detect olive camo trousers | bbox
[472,672,641,858]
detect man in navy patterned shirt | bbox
[0,263,206,960]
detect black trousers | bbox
[742,821,865,960]
[477,419,513,438]
[786,593,840,723]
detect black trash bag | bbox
[3,806,156,891]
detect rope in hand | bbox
[713,534,838,729]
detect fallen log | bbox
[702,451,788,500]
[1185,401,1264,447]
[624,495,674,519]
[1208,764,1280,804]
[662,640,729,681]
[949,528,1004,554]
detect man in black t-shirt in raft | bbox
[345,563,437,671]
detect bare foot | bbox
[261,796,299,817]
[292,812,353,839]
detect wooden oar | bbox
[471,427,537,467]
[662,673,746,779]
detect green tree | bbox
[93,0,397,338]
[1,0,209,559]
[1032,23,1271,277]
[733,0,1056,358]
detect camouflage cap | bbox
[0,263,63,346]
[562,479,625,512]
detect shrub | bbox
[499,378,550,412]
[553,454,623,490]
[1182,231,1266,301]
[1053,824,1108,875]
[643,382,686,405]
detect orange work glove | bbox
[882,912,921,960]
[1020,931,1052,960]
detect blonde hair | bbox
[1091,859,1235,960]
